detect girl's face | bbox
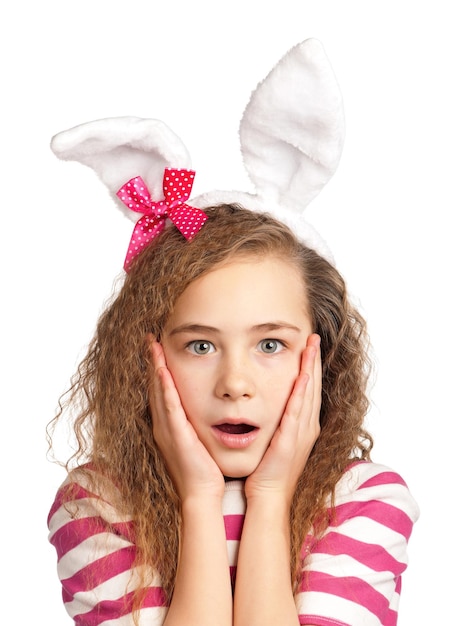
[160,255,313,478]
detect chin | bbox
[218,460,260,480]
[223,472,248,481]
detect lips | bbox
[211,420,260,449]
[216,423,257,435]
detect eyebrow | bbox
[168,321,302,336]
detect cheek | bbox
[166,363,194,397]
[161,344,184,381]
[268,352,301,386]
[263,362,299,412]
[163,355,205,417]
[163,342,214,392]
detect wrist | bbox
[181,492,224,515]
[245,482,293,509]
[240,494,292,563]
[244,490,291,523]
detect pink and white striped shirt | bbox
[48,461,419,626]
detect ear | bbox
[50,116,192,220]
[239,38,344,213]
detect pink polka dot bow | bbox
[117,168,208,271]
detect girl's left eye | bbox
[258,339,285,354]
[187,340,215,355]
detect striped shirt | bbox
[48,461,419,626]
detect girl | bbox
[47,40,419,626]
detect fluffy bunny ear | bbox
[192,38,344,262]
[50,116,192,219]
[50,39,344,267]
[240,38,345,212]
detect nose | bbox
[215,352,255,400]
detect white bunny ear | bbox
[50,116,192,218]
[240,38,344,212]
[192,39,344,263]
[51,39,343,265]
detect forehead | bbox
[167,255,309,326]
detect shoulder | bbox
[47,472,165,623]
[47,464,131,537]
[296,462,419,624]
[333,460,420,534]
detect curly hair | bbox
[47,203,373,607]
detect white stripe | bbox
[295,589,383,626]
[336,481,418,517]
[57,531,133,580]
[49,494,133,533]
[64,566,162,619]
[98,606,168,626]
[303,552,397,603]
[324,516,409,564]
[222,482,245,515]
[226,539,240,567]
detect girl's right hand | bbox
[148,336,225,502]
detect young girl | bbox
[47,40,419,626]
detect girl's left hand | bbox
[244,333,322,504]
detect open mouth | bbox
[216,423,257,435]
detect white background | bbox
[1,1,455,623]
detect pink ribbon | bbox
[117,168,207,271]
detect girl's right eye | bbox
[186,340,215,355]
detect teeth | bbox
[218,424,255,434]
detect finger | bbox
[303,334,320,377]
[148,345,192,441]
[146,335,165,402]
[281,360,311,424]
[158,367,186,416]
[146,336,175,427]
[284,335,321,425]
[308,334,322,417]
[147,334,167,372]
[296,335,319,398]
[150,340,181,413]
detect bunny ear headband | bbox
[51,38,344,271]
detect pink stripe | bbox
[394,576,402,594]
[61,546,136,596]
[385,607,399,626]
[48,483,116,527]
[331,499,414,540]
[224,514,244,540]
[50,516,107,560]
[50,514,135,561]
[48,484,93,523]
[313,531,405,575]
[48,494,65,522]
[301,570,392,622]
[73,587,167,626]
[48,464,115,524]
[359,471,407,490]
[62,587,72,604]
[230,565,237,588]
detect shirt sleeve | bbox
[295,461,420,626]
[47,468,168,626]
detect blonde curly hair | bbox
[48,203,373,608]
